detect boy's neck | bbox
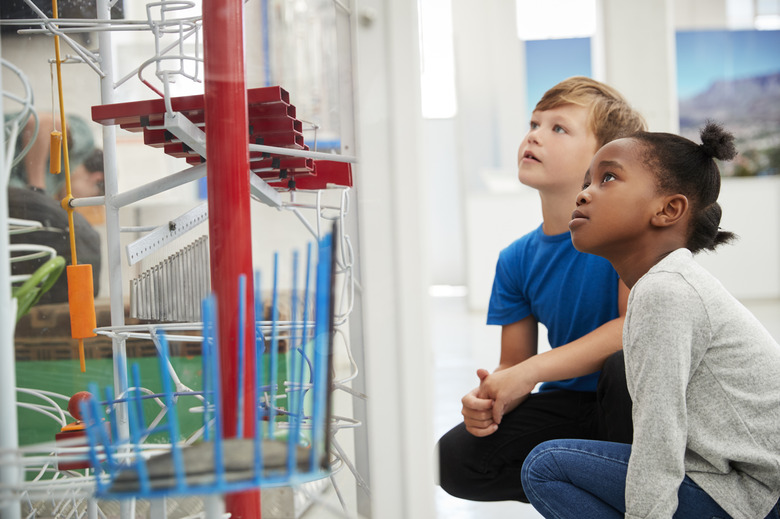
[539,188,579,236]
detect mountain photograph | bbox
[677,30,780,177]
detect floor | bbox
[429,293,780,519]
[431,294,543,519]
[296,293,780,519]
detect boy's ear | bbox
[651,194,688,227]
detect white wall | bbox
[424,118,464,286]
[354,1,436,517]
[695,176,780,300]
[426,0,780,309]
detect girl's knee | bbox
[522,440,566,486]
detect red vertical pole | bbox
[202,0,260,516]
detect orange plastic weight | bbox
[49,130,62,174]
[67,264,96,372]
[67,264,96,339]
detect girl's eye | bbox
[581,181,591,190]
[553,125,567,134]
[602,173,616,183]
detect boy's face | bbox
[70,163,104,198]
[517,104,598,194]
[569,138,663,258]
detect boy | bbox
[437,77,645,503]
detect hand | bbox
[477,364,535,425]
[461,369,499,437]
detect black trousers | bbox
[436,350,632,503]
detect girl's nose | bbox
[576,189,590,206]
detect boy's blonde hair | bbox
[535,76,646,148]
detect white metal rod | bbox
[112,163,206,208]
[97,2,133,518]
[67,195,105,208]
[204,495,225,519]
[19,0,103,77]
[0,35,23,519]
[248,143,356,163]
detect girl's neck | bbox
[609,242,683,289]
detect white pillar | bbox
[451,0,526,191]
[0,36,23,519]
[594,0,679,132]
[97,2,133,518]
[355,0,435,517]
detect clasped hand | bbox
[461,365,535,437]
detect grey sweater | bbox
[624,248,780,519]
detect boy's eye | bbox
[553,125,567,134]
[529,121,539,130]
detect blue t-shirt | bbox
[487,224,620,392]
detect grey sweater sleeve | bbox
[623,272,709,519]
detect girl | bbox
[519,122,780,519]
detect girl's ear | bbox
[651,194,688,228]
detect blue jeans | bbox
[521,439,780,519]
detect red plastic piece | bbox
[92,82,352,193]
[55,391,93,471]
[91,86,290,127]
[268,160,353,190]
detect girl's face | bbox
[569,138,665,257]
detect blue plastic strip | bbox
[287,249,300,475]
[269,252,280,437]
[128,364,151,494]
[294,243,313,468]
[81,245,339,499]
[103,385,119,468]
[84,383,107,492]
[300,243,315,391]
[236,273,247,437]
[253,269,264,483]
[201,297,213,442]
[207,296,226,485]
[156,333,186,492]
[311,233,332,470]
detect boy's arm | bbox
[520,280,628,383]
[21,112,54,191]
[462,315,538,437]
[481,281,629,425]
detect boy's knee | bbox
[596,350,633,442]
[601,350,625,382]
[436,426,494,499]
[436,431,467,493]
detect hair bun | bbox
[699,121,737,162]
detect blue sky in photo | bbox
[676,29,780,99]
[524,30,780,109]
[525,37,591,116]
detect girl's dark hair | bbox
[632,121,738,253]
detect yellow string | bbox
[52,0,85,372]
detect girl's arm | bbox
[623,274,702,518]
